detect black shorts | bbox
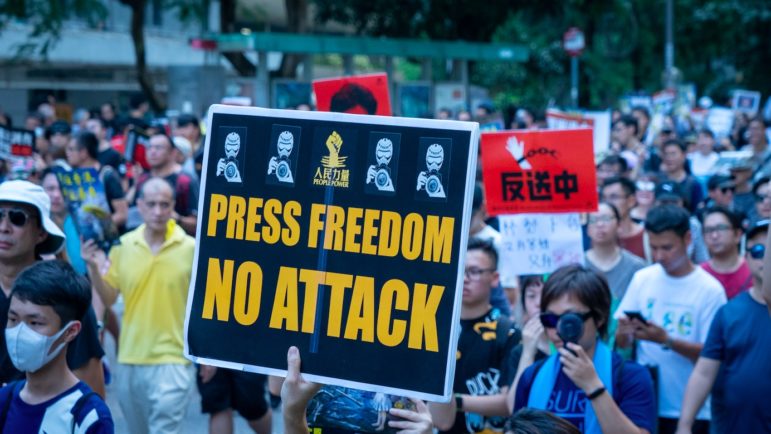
[196,366,269,421]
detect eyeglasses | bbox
[635,181,656,192]
[755,193,771,202]
[720,187,735,194]
[748,244,765,259]
[587,215,616,225]
[602,194,630,202]
[703,224,732,235]
[464,267,495,281]
[539,311,593,329]
[0,208,31,227]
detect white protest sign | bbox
[545,108,609,154]
[497,213,584,280]
[706,107,735,140]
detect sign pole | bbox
[571,56,579,108]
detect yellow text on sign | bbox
[201,258,445,352]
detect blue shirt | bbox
[701,291,771,432]
[0,380,113,434]
[514,351,655,433]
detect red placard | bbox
[313,73,392,116]
[481,129,597,215]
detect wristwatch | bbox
[455,394,464,412]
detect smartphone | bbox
[624,311,648,324]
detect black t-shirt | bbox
[0,288,105,384]
[97,148,126,178]
[99,166,125,214]
[442,308,520,434]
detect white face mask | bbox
[5,321,73,373]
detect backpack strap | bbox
[70,390,98,434]
[0,380,24,428]
[494,315,514,352]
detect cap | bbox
[177,114,200,128]
[0,180,65,255]
[172,136,192,158]
[46,120,71,139]
[707,175,735,191]
[729,157,753,171]
[655,181,688,204]
[747,219,769,240]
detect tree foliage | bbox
[313,0,771,110]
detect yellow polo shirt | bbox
[104,220,195,365]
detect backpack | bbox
[0,381,98,433]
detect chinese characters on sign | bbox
[498,213,584,278]
[481,129,597,215]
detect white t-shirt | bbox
[687,152,719,177]
[472,225,517,288]
[614,264,726,420]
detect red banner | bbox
[481,129,597,215]
[313,73,392,116]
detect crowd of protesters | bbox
[0,91,769,434]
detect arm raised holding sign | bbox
[281,347,433,434]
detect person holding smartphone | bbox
[677,220,771,433]
[513,265,656,434]
[615,205,727,434]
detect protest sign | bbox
[184,104,479,401]
[313,73,392,116]
[706,107,735,140]
[307,386,416,433]
[498,213,584,278]
[480,128,597,215]
[545,108,610,154]
[53,167,119,251]
[732,90,761,115]
[0,125,35,160]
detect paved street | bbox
[102,331,283,434]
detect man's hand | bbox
[199,365,217,384]
[633,319,668,344]
[388,398,433,434]
[281,346,322,416]
[81,239,106,270]
[558,343,603,394]
[616,317,637,336]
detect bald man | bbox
[83,177,196,434]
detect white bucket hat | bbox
[0,180,65,255]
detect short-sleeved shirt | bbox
[701,260,752,300]
[104,220,195,365]
[620,230,645,260]
[586,249,646,300]
[0,288,104,384]
[442,308,520,434]
[614,265,726,419]
[0,380,113,433]
[514,351,656,433]
[98,166,125,213]
[97,148,126,178]
[701,291,771,432]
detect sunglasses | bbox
[0,208,31,227]
[539,311,593,329]
[748,244,765,260]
